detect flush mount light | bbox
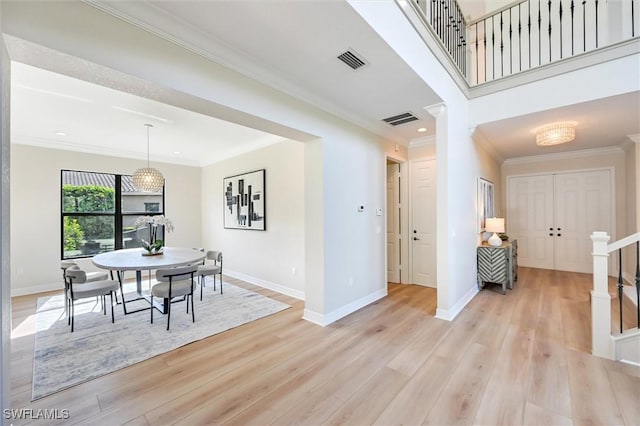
[417,127,427,133]
[533,121,577,146]
[55,131,67,136]
[132,124,164,193]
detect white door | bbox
[507,170,612,273]
[508,174,554,269]
[410,159,436,287]
[386,163,400,283]
[554,170,611,273]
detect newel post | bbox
[591,231,612,359]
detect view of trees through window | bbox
[61,170,164,259]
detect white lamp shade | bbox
[485,217,505,233]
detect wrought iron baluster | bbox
[492,15,496,79]
[595,0,599,48]
[484,20,488,83]
[571,0,575,55]
[618,248,624,333]
[528,0,532,68]
[548,0,552,62]
[633,0,636,37]
[509,9,513,75]
[519,3,522,71]
[500,11,504,77]
[538,0,542,65]
[560,1,564,58]
[475,24,479,84]
[583,0,586,52]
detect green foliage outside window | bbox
[62,185,115,250]
[62,184,115,213]
[63,217,84,251]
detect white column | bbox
[425,102,450,318]
[591,231,612,359]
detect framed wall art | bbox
[477,177,494,233]
[223,169,266,231]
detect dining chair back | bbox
[64,265,119,332]
[196,250,223,300]
[152,265,198,330]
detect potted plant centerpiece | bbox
[134,215,174,256]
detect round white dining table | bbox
[92,247,205,314]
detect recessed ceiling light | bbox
[417,127,427,133]
[55,132,67,136]
[173,151,181,155]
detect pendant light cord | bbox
[145,124,153,167]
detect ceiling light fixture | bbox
[55,131,67,136]
[534,121,577,146]
[132,124,164,193]
[417,127,427,133]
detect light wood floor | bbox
[9,267,640,425]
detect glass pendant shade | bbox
[132,124,164,192]
[132,167,164,192]
[535,122,577,146]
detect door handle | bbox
[413,237,420,241]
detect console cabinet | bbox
[477,240,518,294]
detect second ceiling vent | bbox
[337,50,367,70]
[382,112,419,126]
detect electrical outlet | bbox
[348,277,354,286]
[292,267,296,275]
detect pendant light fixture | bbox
[132,124,164,192]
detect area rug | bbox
[32,278,290,400]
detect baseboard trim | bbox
[11,282,62,297]
[302,288,388,327]
[224,269,305,301]
[435,285,479,321]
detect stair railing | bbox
[591,231,640,360]
[411,0,640,86]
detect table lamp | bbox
[485,217,505,247]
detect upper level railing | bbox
[412,0,640,86]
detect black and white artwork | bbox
[223,169,266,230]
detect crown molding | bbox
[11,135,200,167]
[502,146,625,166]
[470,127,504,164]
[84,0,405,145]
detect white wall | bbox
[352,1,492,319]
[3,1,391,325]
[10,144,201,295]
[201,140,305,299]
[469,54,640,125]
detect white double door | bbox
[507,170,612,273]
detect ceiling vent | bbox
[382,112,419,126]
[337,50,367,70]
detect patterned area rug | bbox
[32,278,290,400]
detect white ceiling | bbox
[8,0,639,165]
[10,62,286,167]
[477,91,640,159]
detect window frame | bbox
[61,169,165,260]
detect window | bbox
[144,202,160,213]
[61,170,165,259]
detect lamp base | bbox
[488,233,502,247]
